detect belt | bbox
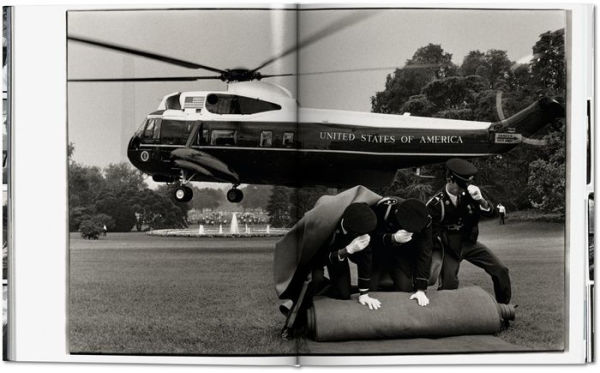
[443,224,463,231]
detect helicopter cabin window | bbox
[205,94,281,115]
[260,131,273,147]
[282,132,295,147]
[210,130,237,146]
[160,120,194,145]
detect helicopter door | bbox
[191,122,209,146]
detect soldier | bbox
[497,203,507,225]
[274,186,382,336]
[426,158,511,304]
[369,198,433,306]
[315,202,381,310]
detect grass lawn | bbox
[69,220,564,355]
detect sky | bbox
[67,7,566,170]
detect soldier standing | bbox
[426,158,511,304]
[497,203,506,225]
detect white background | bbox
[2,0,596,371]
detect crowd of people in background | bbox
[188,210,270,226]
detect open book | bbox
[2,3,595,366]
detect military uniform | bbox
[369,197,433,293]
[313,224,373,299]
[426,159,512,304]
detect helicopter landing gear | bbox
[226,186,244,203]
[174,185,193,203]
[173,170,194,203]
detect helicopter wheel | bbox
[174,185,193,203]
[226,188,244,203]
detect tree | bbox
[68,162,105,209]
[460,49,514,89]
[372,44,458,114]
[384,170,435,202]
[79,219,102,239]
[68,144,188,232]
[421,75,486,111]
[525,28,566,214]
[527,124,566,214]
[266,186,294,227]
[399,95,437,116]
[190,187,225,210]
[240,185,272,210]
[291,186,332,221]
[407,43,457,78]
[461,50,486,76]
[482,49,514,89]
[104,162,146,192]
[94,191,137,232]
[531,29,566,92]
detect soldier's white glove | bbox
[358,294,381,310]
[467,184,483,201]
[392,229,413,243]
[409,290,429,306]
[345,234,370,254]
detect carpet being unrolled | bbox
[307,286,514,342]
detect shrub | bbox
[79,219,102,240]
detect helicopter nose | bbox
[128,135,141,150]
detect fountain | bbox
[230,212,240,234]
[148,213,288,237]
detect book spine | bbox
[2,4,12,362]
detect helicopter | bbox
[67,17,564,204]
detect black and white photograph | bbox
[65,6,569,358]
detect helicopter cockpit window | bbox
[143,119,156,138]
[160,120,194,145]
[205,94,281,115]
[210,130,237,146]
[260,131,273,147]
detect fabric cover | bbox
[307,286,504,342]
[274,185,381,299]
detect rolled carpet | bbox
[306,286,514,342]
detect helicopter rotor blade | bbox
[259,73,295,79]
[68,35,226,74]
[297,66,399,76]
[251,11,376,73]
[260,63,442,79]
[495,91,506,121]
[67,76,222,82]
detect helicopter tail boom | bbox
[491,97,565,137]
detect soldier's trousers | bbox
[439,240,512,304]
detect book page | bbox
[293,4,588,364]
[12,4,299,364]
